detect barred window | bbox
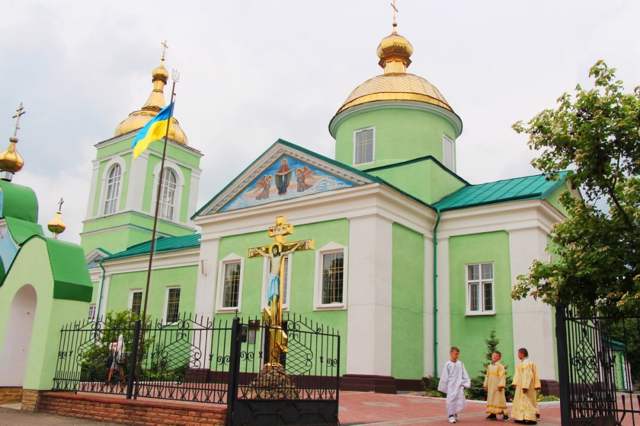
[354,128,374,165]
[88,303,96,320]
[222,261,241,308]
[165,288,181,323]
[103,164,121,215]
[158,168,177,220]
[467,263,494,314]
[130,290,143,317]
[321,250,344,305]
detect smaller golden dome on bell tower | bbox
[48,198,67,238]
[114,41,187,144]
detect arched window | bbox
[158,168,178,220]
[103,164,121,215]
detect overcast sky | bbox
[1,0,638,242]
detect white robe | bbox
[438,360,471,416]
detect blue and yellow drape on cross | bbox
[131,102,174,159]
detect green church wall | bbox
[96,135,201,168]
[91,160,106,217]
[448,231,514,378]
[334,108,457,169]
[0,238,89,390]
[545,183,570,216]
[216,219,349,374]
[391,223,424,379]
[366,158,466,204]
[105,265,197,320]
[81,211,195,254]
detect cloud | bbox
[0,0,638,243]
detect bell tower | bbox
[80,50,202,256]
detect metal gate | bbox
[226,313,340,426]
[556,306,640,425]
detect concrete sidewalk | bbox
[0,406,118,426]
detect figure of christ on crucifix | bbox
[248,216,314,366]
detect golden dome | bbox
[0,137,24,174]
[48,211,66,236]
[334,31,454,117]
[114,60,188,145]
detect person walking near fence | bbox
[106,334,126,391]
[438,346,471,423]
[484,350,508,420]
[511,348,541,424]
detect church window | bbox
[442,135,456,171]
[466,263,494,314]
[165,287,181,323]
[262,255,290,308]
[129,290,143,317]
[354,128,375,165]
[321,250,345,305]
[103,164,122,215]
[158,168,178,220]
[222,261,242,309]
[88,304,96,320]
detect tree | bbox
[466,330,514,401]
[511,60,640,315]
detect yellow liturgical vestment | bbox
[511,359,541,422]
[484,361,507,415]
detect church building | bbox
[82,23,568,392]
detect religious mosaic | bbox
[221,155,354,212]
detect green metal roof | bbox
[0,180,39,223]
[106,233,201,261]
[46,238,93,302]
[434,171,568,212]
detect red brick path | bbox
[339,392,561,425]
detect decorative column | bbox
[343,214,394,392]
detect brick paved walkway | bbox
[339,392,561,425]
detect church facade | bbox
[83,28,568,391]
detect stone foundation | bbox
[0,386,22,404]
[21,389,41,411]
[37,392,226,425]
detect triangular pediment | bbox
[194,140,373,217]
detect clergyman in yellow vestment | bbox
[511,348,541,424]
[483,351,508,419]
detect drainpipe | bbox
[432,208,441,377]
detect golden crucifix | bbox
[391,0,399,32]
[248,216,314,365]
[12,103,26,139]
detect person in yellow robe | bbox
[483,350,508,420]
[511,348,541,424]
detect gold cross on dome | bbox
[391,0,399,32]
[160,40,168,62]
[11,102,26,138]
[57,197,64,213]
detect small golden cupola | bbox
[48,198,67,238]
[0,103,26,181]
[114,43,187,144]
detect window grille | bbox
[222,261,241,308]
[321,250,344,305]
[130,291,142,317]
[165,288,181,323]
[354,128,374,164]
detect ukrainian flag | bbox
[131,102,174,159]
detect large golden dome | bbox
[114,60,187,144]
[334,31,454,116]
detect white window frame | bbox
[128,289,143,316]
[150,162,184,223]
[216,253,244,313]
[260,254,293,310]
[442,134,456,172]
[158,168,178,221]
[101,159,125,216]
[465,262,495,316]
[314,242,348,310]
[352,127,375,166]
[163,286,182,324]
[88,303,97,320]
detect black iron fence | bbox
[52,312,340,425]
[556,305,640,425]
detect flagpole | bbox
[140,70,178,324]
